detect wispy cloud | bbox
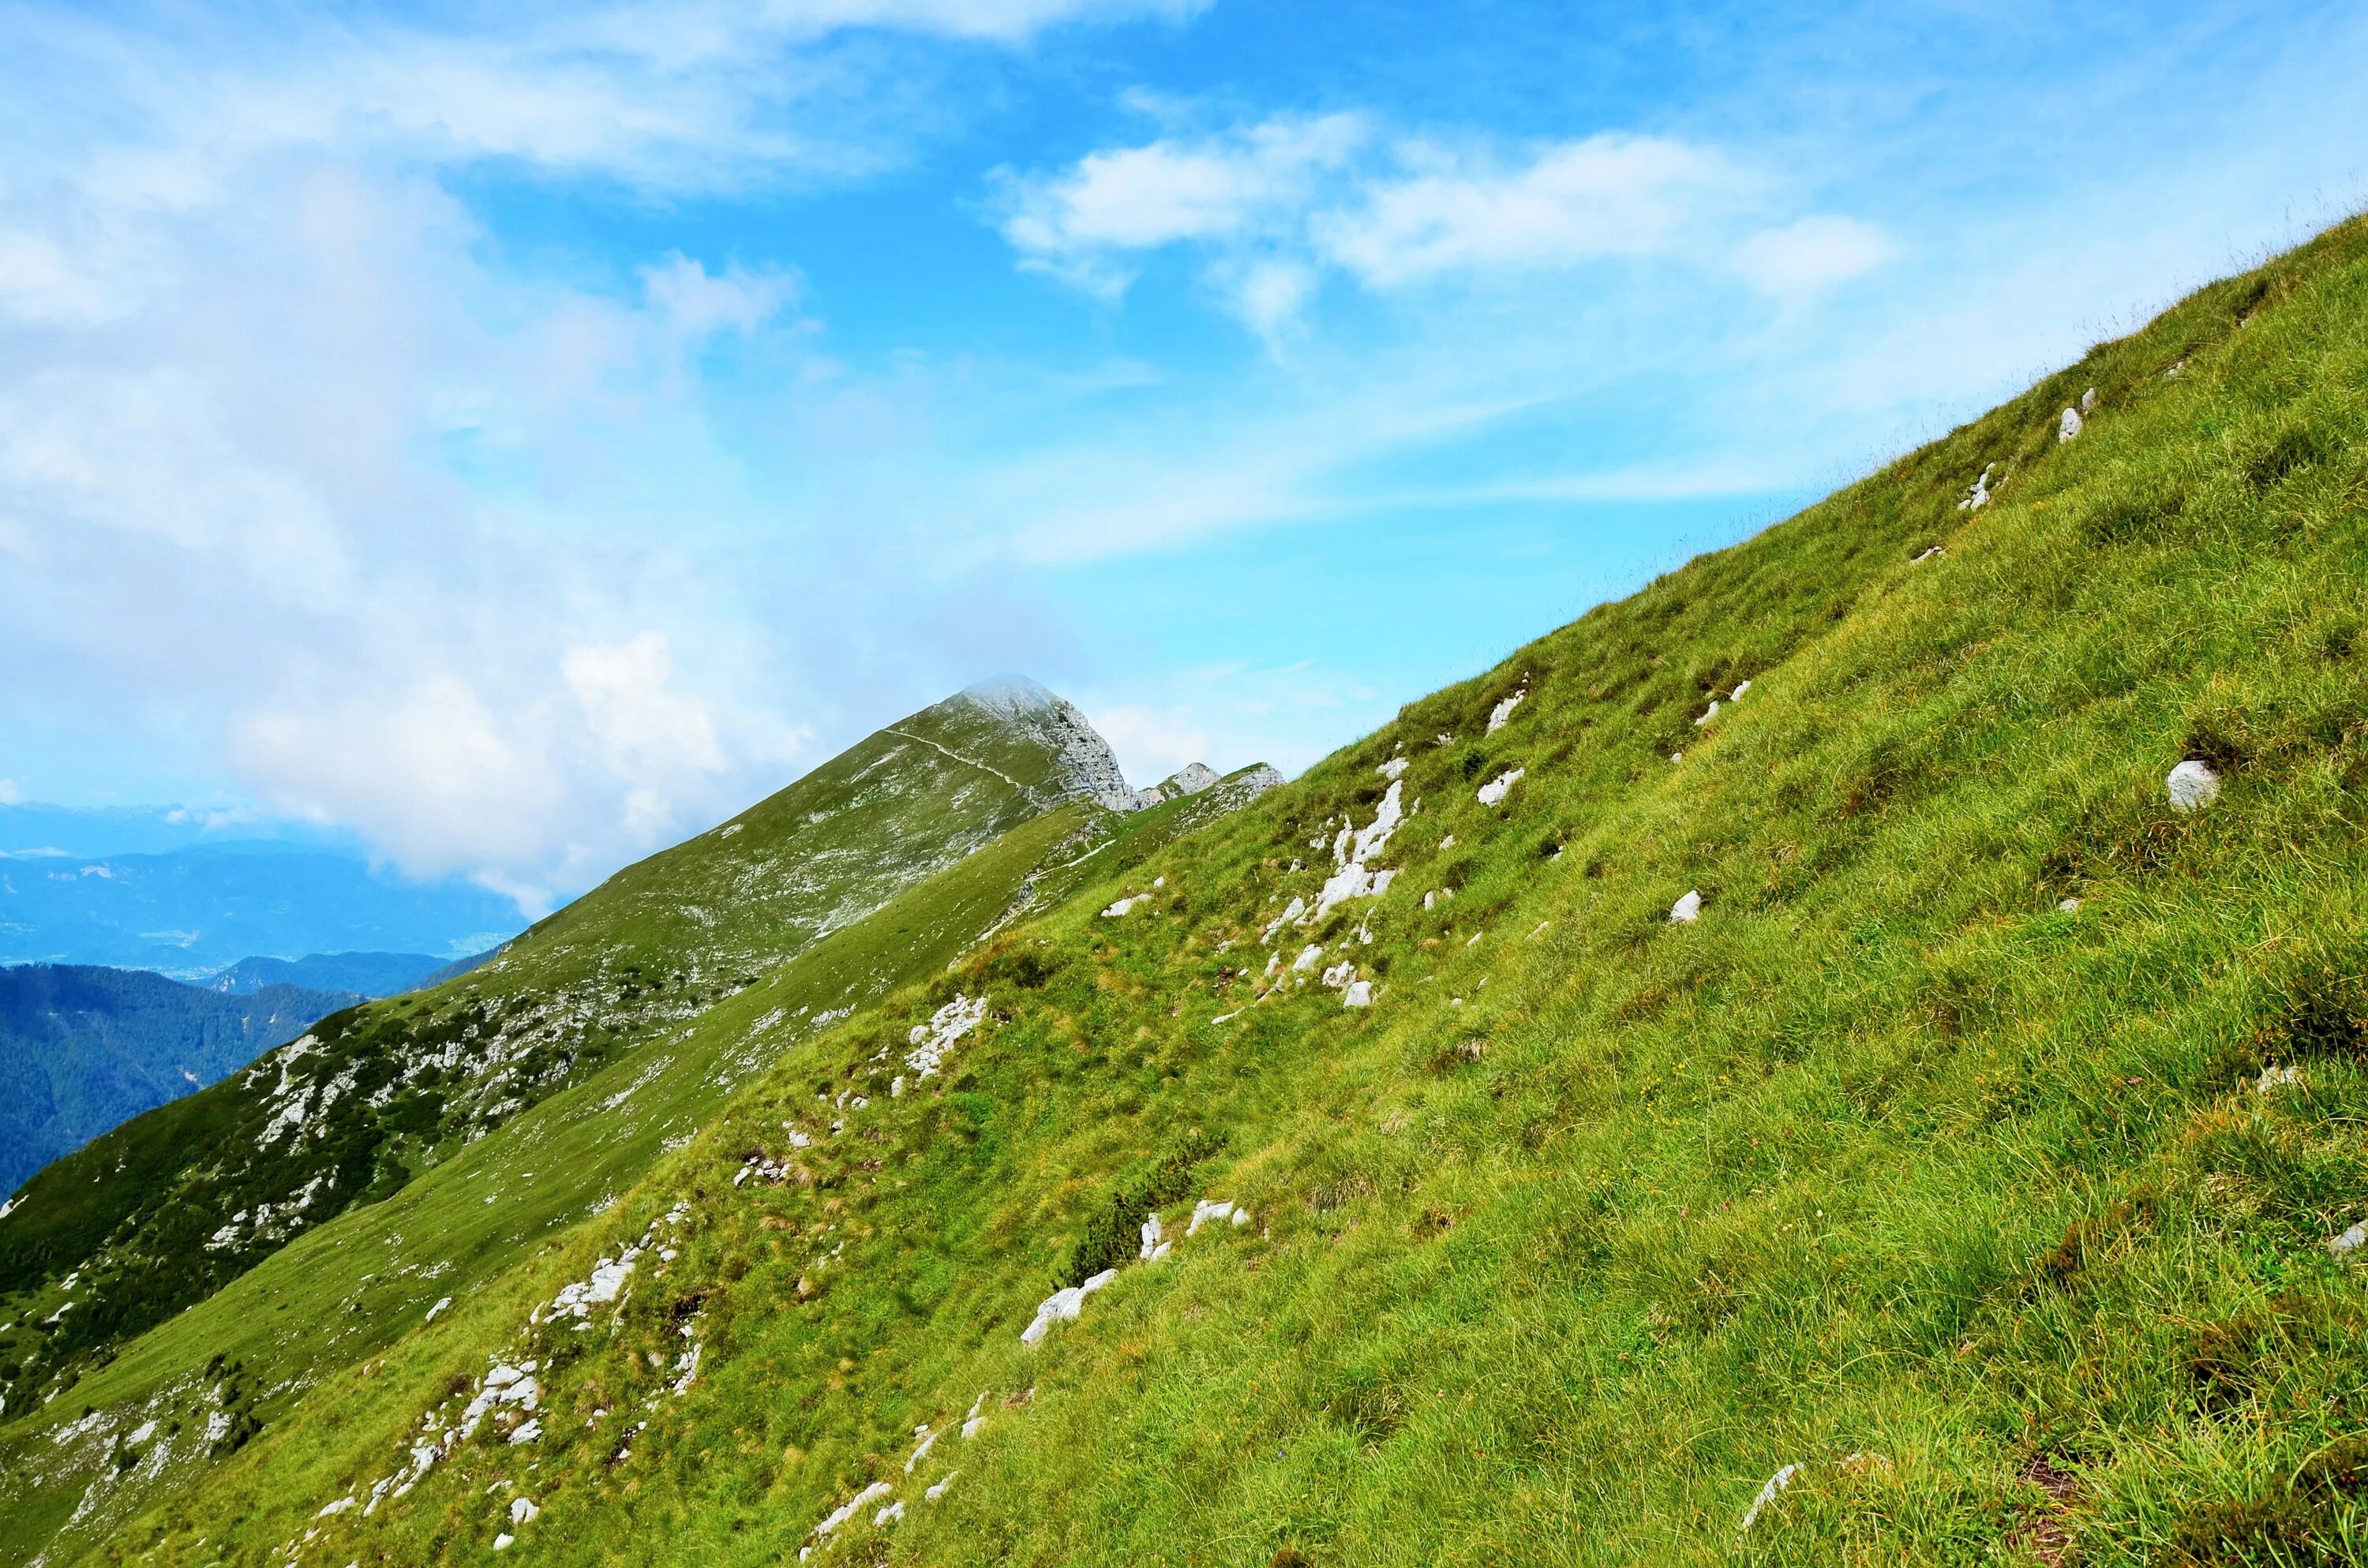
[995,112,1888,327]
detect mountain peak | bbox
[955,673,1062,715]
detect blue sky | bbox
[2,0,2362,912]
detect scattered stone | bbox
[1261,897,1307,943]
[1487,689,1527,734]
[2257,1064,2302,1093]
[2167,759,2220,814]
[1293,945,1324,973]
[1670,890,1703,924]
[424,1296,452,1323]
[905,994,987,1080]
[1308,781,1407,922]
[493,1532,515,1551]
[926,1472,958,1502]
[1740,1462,1800,1533]
[1731,679,1752,700]
[1958,463,1995,511]
[2332,1222,2366,1260]
[1669,751,1683,764]
[1377,756,1410,780]
[510,1497,540,1525]
[2059,405,2082,442]
[1694,700,1720,727]
[813,1481,894,1538]
[875,1499,905,1527]
[1139,1214,1164,1261]
[1477,769,1523,806]
[1187,1199,1246,1236]
[1343,981,1373,1008]
[2080,386,2098,413]
[1913,545,1944,563]
[1101,895,1148,918]
[1020,1269,1118,1345]
[961,1391,989,1440]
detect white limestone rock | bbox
[2332,1222,2367,1260]
[1477,769,1523,806]
[1487,689,1526,734]
[2167,759,2220,814]
[1670,889,1702,924]
[1740,1463,1799,1532]
[2059,405,2083,442]
[814,1481,894,1538]
[1958,463,1994,511]
[1020,1269,1118,1345]
[1261,897,1306,943]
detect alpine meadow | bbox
[3,208,2366,1566]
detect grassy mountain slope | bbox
[0,685,1173,1466]
[50,219,2368,1566]
[0,752,1276,1566]
[0,966,356,1195]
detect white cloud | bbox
[1312,133,1739,286]
[996,116,1783,328]
[1734,215,1898,297]
[0,2,1152,909]
[233,639,769,913]
[0,780,19,805]
[997,113,1366,296]
[1222,257,1319,345]
[640,253,801,339]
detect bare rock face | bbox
[957,675,1146,812]
[1136,762,1223,808]
[953,679,1282,818]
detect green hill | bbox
[10,217,2368,1566]
[0,678,1275,1562]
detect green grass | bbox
[28,216,2368,1567]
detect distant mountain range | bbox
[200,950,492,998]
[0,965,360,1196]
[0,837,519,979]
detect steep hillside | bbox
[0,679,1167,1435]
[71,215,2368,1568]
[0,702,1276,1565]
[0,967,355,1195]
